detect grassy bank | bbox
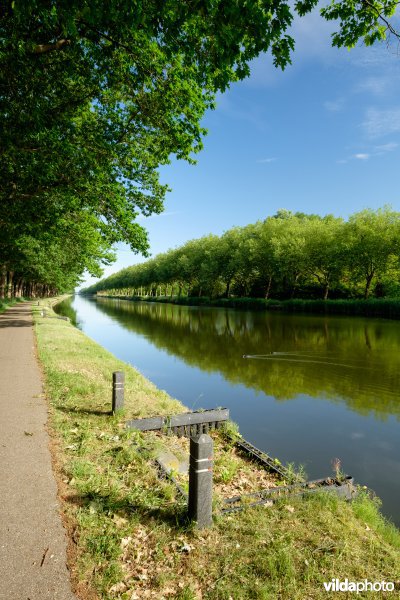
[34,301,400,599]
[0,296,27,313]
[94,294,400,320]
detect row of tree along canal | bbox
[3,3,399,302]
[82,207,400,302]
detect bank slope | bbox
[34,301,400,600]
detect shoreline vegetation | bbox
[82,208,400,305]
[32,299,400,599]
[0,296,26,314]
[88,294,400,320]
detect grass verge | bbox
[0,296,27,313]
[34,301,400,599]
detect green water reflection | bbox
[90,298,400,421]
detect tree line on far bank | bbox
[82,207,400,301]
[1,2,399,300]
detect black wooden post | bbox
[188,434,213,528]
[112,371,124,414]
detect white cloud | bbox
[374,142,398,152]
[256,157,277,163]
[244,8,340,88]
[324,98,345,112]
[355,76,391,96]
[362,107,400,138]
[339,141,398,163]
[215,91,268,129]
[349,44,398,70]
[244,5,400,88]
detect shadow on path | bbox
[0,301,77,599]
[0,319,33,328]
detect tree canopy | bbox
[82,207,400,301]
[1,1,399,297]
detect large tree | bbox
[344,207,400,299]
[303,216,346,300]
[1,0,399,294]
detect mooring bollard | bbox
[188,434,213,528]
[112,371,125,414]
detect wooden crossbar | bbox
[126,408,229,433]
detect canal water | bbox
[56,295,400,526]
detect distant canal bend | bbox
[56,295,400,526]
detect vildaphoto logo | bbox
[323,579,395,593]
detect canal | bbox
[56,295,400,526]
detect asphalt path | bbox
[0,302,77,600]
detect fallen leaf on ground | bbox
[108,581,127,595]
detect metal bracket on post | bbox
[112,371,125,414]
[188,434,213,528]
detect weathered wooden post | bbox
[112,371,125,414]
[188,434,213,528]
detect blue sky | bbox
[80,9,400,288]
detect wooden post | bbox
[112,371,124,414]
[188,434,213,528]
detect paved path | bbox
[0,302,77,600]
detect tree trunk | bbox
[0,265,6,299]
[290,273,300,299]
[17,279,24,297]
[265,276,272,300]
[7,271,14,298]
[13,278,21,297]
[364,272,374,299]
[225,280,231,298]
[323,283,329,300]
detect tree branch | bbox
[362,0,400,40]
[33,39,70,54]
